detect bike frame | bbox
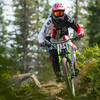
[54,41,75,78]
[45,37,77,77]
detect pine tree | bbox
[87,0,100,46]
[12,0,41,73]
[12,0,52,75]
[0,1,16,99]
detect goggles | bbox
[53,11,64,17]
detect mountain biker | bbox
[38,3,84,82]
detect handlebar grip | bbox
[45,40,51,47]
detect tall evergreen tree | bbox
[87,0,100,46]
[0,1,16,99]
[12,0,52,75]
[12,0,41,73]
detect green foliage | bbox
[0,46,17,100]
[12,0,44,73]
[77,44,100,67]
[11,82,44,100]
[87,0,100,46]
[77,45,100,97]
[12,0,52,74]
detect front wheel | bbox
[62,57,75,96]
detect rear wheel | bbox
[62,57,75,96]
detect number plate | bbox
[57,42,68,50]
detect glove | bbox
[77,25,84,39]
[40,42,45,46]
[77,34,84,39]
[63,35,69,40]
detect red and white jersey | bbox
[38,14,84,43]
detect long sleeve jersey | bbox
[38,14,84,43]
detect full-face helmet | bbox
[52,3,65,21]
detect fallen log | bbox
[8,73,41,88]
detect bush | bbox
[77,44,100,97]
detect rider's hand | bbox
[77,34,84,39]
[63,35,69,40]
[40,42,45,46]
[77,26,84,39]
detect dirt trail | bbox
[37,60,97,100]
[9,60,96,100]
[39,78,89,100]
[41,80,65,96]
[39,65,94,100]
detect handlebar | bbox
[45,36,79,46]
[44,36,80,50]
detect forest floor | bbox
[39,79,93,100]
[9,59,97,100]
[36,60,97,100]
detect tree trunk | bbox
[9,73,41,88]
[23,0,28,73]
[74,0,78,22]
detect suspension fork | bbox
[57,46,64,76]
[58,52,64,76]
[67,49,75,76]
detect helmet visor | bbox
[53,11,64,17]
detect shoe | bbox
[74,68,80,76]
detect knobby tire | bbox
[62,57,75,96]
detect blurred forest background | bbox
[0,0,100,100]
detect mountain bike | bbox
[45,37,78,96]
